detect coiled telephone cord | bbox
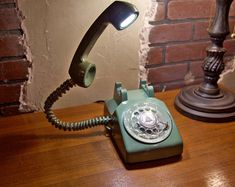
[44,79,115,131]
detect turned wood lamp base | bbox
[175,85,235,122]
[175,0,235,122]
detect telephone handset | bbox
[44,1,183,163]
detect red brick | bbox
[148,63,188,84]
[192,78,203,85]
[190,60,204,78]
[193,18,235,40]
[0,8,20,30]
[168,0,214,20]
[152,76,203,91]
[152,83,161,92]
[224,39,235,56]
[0,0,15,4]
[147,47,163,64]
[163,81,186,91]
[163,81,186,90]
[165,41,209,63]
[161,78,203,91]
[0,35,24,57]
[0,104,20,116]
[0,59,29,81]
[194,19,235,40]
[154,2,165,21]
[230,2,235,16]
[0,84,21,103]
[194,21,210,40]
[149,22,193,44]
[153,80,185,92]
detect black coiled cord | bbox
[44,79,115,131]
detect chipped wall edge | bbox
[138,0,157,81]
[219,57,235,83]
[16,0,37,112]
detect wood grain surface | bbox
[0,90,234,186]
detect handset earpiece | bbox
[69,60,96,88]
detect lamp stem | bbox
[197,0,233,97]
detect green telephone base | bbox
[105,80,183,163]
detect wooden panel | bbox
[0,90,234,186]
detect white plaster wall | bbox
[222,74,235,92]
[220,58,235,93]
[18,0,150,110]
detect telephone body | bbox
[105,80,183,163]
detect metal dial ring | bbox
[123,101,172,144]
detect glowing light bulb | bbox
[120,13,137,29]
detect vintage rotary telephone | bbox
[44,1,183,163]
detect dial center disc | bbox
[139,111,156,128]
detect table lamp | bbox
[175,0,235,122]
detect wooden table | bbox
[0,90,234,186]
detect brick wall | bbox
[0,0,30,115]
[1,0,235,115]
[146,0,235,91]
